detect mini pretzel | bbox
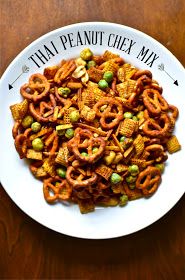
[135,74,153,94]
[14,134,27,159]
[43,177,72,203]
[66,166,97,187]
[22,127,33,147]
[54,60,76,84]
[167,105,179,133]
[12,120,21,139]
[142,114,170,138]
[68,128,106,163]
[168,105,179,120]
[145,138,161,146]
[20,73,50,102]
[93,97,123,130]
[133,70,153,80]
[29,103,52,122]
[145,144,164,154]
[145,144,166,162]
[144,80,163,93]
[29,95,61,123]
[143,89,169,115]
[46,132,59,154]
[136,166,161,195]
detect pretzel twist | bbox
[93,97,123,130]
[20,74,50,102]
[66,166,98,187]
[43,176,72,203]
[14,134,27,159]
[145,144,167,163]
[12,120,22,139]
[167,104,179,133]
[142,114,170,138]
[68,128,106,163]
[143,89,168,115]
[136,166,161,195]
[29,96,62,123]
[54,60,76,84]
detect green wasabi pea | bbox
[126,175,137,184]
[56,167,66,178]
[92,147,99,154]
[128,165,139,175]
[123,112,133,119]
[129,184,136,190]
[155,163,165,173]
[87,60,96,69]
[81,152,89,157]
[22,115,34,128]
[136,111,144,119]
[120,195,128,206]
[31,122,41,132]
[103,71,113,83]
[110,173,122,184]
[69,110,80,123]
[98,79,109,89]
[120,136,126,142]
[65,128,74,139]
[58,87,71,98]
[32,138,44,151]
[132,116,139,121]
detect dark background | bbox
[0,0,185,279]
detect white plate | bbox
[0,22,184,239]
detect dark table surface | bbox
[0,0,185,279]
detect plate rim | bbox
[0,21,184,80]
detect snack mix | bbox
[10,49,181,213]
